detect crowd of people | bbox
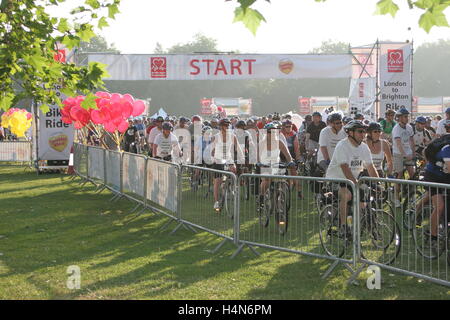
[86,107,450,241]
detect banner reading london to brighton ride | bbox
[379,42,412,115]
[88,54,353,80]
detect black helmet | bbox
[312,111,321,117]
[367,122,382,132]
[272,112,281,121]
[344,120,367,132]
[219,118,231,126]
[342,116,352,124]
[305,115,312,121]
[156,116,164,122]
[396,107,410,116]
[179,117,188,123]
[162,122,173,131]
[354,113,364,120]
[328,113,342,123]
[236,120,246,128]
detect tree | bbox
[155,33,220,53]
[0,0,121,112]
[310,40,350,54]
[229,0,450,35]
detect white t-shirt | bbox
[148,127,162,145]
[211,131,236,165]
[154,132,180,158]
[317,127,347,163]
[392,123,414,156]
[436,118,448,136]
[326,138,373,180]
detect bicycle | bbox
[256,163,291,235]
[215,165,235,220]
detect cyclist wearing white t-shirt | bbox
[326,120,379,237]
[392,107,415,207]
[152,122,182,162]
[317,113,347,173]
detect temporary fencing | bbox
[0,141,32,163]
[351,177,450,287]
[72,143,450,287]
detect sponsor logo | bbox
[48,133,68,152]
[53,49,66,63]
[278,59,294,74]
[387,49,403,73]
[151,57,167,78]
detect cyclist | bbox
[413,116,432,158]
[425,117,436,139]
[423,119,450,252]
[365,122,393,177]
[392,107,416,207]
[317,113,346,173]
[257,122,296,210]
[326,120,379,237]
[147,116,164,156]
[305,112,326,156]
[122,119,139,153]
[436,107,450,138]
[210,118,245,211]
[152,122,182,162]
[380,109,397,143]
[281,119,303,198]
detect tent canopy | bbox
[150,108,168,119]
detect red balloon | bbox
[132,100,145,117]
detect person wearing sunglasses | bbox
[365,122,393,177]
[326,120,379,238]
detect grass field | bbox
[0,165,449,299]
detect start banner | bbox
[88,54,352,80]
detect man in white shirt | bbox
[391,107,415,207]
[152,122,182,162]
[317,113,347,172]
[435,108,450,137]
[326,120,379,237]
[147,116,164,156]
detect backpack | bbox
[424,134,450,164]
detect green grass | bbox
[0,166,449,299]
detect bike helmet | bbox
[192,115,202,122]
[328,113,343,123]
[219,118,231,126]
[202,126,212,134]
[354,113,364,120]
[344,120,367,132]
[445,107,450,114]
[235,120,246,129]
[179,116,188,123]
[156,116,164,122]
[304,115,312,121]
[395,107,410,116]
[203,120,211,127]
[367,122,382,132]
[162,122,173,131]
[264,122,281,130]
[415,116,427,124]
[282,119,292,126]
[312,111,321,117]
[385,109,396,116]
[342,116,352,124]
[272,113,281,121]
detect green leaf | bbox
[85,0,100,9]
[233,7,266,36]
[81,92,97,110]
[0,93,15,111]
[88,61,110,80]
[419,9,449,32]
[40,104,50,114]
[62,35,80,50]
[237,0,257,9]
[57,18,70,33]
[414,0,435,10]
[61,87,76,98]
[77,24,96,42]
[98,17,109,29]
[375,0,400,17]
[25,54,48,72]
[108,4,120,19]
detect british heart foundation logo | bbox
[387,49,403,73]
[151,57,167,78]
[278,59,294,74]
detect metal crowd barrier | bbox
[351,177,450,287]
[71,144,450,288]
[177,165,239,251]
[0,141,32,163]
[236,173,359,278]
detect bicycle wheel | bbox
[275,182,289,235]
[360,208,401,265]
[413,208,446,259]
[318,204,345,258]
[224,181,235,220]
[258,190,272,228]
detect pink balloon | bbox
[117,120,129,133]
[132,100,145,117]
[110,93,122,104]
[121,101,133,119]
[91,109,103,125]
[95,91,111,99]
[122,94,135,104]
[104,121,116,133]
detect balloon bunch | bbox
[1,108,32,137]
[61,92,146,150]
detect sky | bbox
[87,0,450,54]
